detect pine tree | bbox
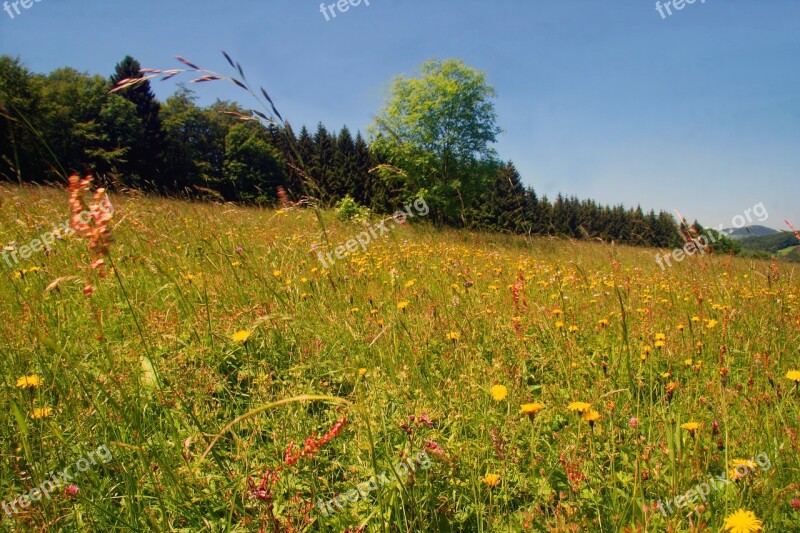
[109,55,164,188]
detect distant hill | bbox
[739,231,800,253]
[723,225,779,239]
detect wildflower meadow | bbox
[1,183,798,531]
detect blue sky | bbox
[1,0,798,228]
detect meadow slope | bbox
[1,184,799,532]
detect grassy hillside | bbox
[1,184,799,531]
[740,232,800,254]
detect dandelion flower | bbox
[680,422,700,433]
[786,370,800,384]
[482,473,500,487]
[490,385,508,402]
[582,410,601,424]
[729,459,757,481]
[231,330,251,343]
[16,375,43,389]
[520,402,545,418]
[397,301,409,310]
[358,368,367,377]
[722,509,762,532]
[568,401,592,414]
[706,319,719,329]
[446,331,460,341]
[30,407,53,419]
[272,270,281,277]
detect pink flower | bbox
[629,417,639,428]
[65,485,79,498]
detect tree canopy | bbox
[371,59,502,223]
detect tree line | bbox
[1,54,685,249]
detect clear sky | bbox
[1,0,798,229]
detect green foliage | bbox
[370,59,501,223]
[695,225,743,255]
[223,122,284,204]
[109,56,165,188]
[335,194,371,223]
[739,232,800,253]
[0,54,685,249]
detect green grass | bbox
[1,183,799,531]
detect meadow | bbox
[1,183,799,532]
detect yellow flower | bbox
[680,422,700,432]
[482,473,501,487]
[655,333,666,341]
[582,409,601,423]
[397,301,409,310]
[684,358,693,366]
[722,509,762,532]
[231,330,251,343]
[661,372,671,379]
[706,319,719,329]
[555,321,564,329]
[520,402,545,417]
[358,368,367,377]
[490,385,508,402]
[404,279,416,288]
[654,340,665,348]
[728,459,757,481]
[568,325,579,333]
[552,309,563,316]
[272,270,281,278]
[30,407,53,419]
[16,375,43,389]
[677,324,685,332]
[568,401,591,414]
[446,331,460,341]
[786,370,800,383]
[598,319,610,328]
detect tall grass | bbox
[0,183,798,531]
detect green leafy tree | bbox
[0,56,48,182]
[37,67,109,178]
[370,59,501,223]
[91,94,145,180]
[223,122,284,204]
